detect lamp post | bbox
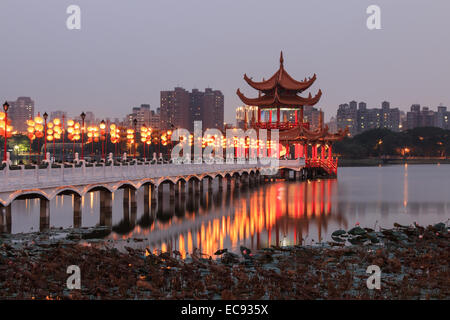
[133,118,137,159]
[80,112,86,160]
[43,112,48,161]
[2,102,9,162]
[62,114,65,162]
[100,120,106,160]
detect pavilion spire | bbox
[280,51,284,67]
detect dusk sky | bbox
[1,0,449,122]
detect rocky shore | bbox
[0,222,448,300]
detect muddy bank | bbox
[0,222,448,300]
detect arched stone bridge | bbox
[0,159,311,207]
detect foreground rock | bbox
[0,222,448,300]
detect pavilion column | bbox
[328,144,332,159]
[269,110,273,125]
[300,107,304,125]
[321,144,325,160]
[277,107,280,124]
[257,108,261,124]
[295,110,298,125]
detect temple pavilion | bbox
[236,52,348,176]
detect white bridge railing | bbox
[0,161,277,193]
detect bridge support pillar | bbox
[180,180,186,199]
[0,205,12,234]
[188,179,194,194]
[40,198,50,232]
[199,179,204,195]
[151,184,157,204]
[158,185,164,201]
[100,190,112,227]
[130,189,137,211]
[207,177,213,193]
[235,175,240,189]
[218,176,223,190]
[195,180,200,195]
[144,186,150,217]
[73,195,82,228]
[175,181,180,197]
[144,184,150,204]
[170,183,175,200]
[227,177,232,190]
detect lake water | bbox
[1,164,449,257]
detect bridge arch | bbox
[56,187,82,198]
[11,190,50,203]
[116,182,138,191]
[86,185,113,194]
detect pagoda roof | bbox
[237,51,322,107]
[236,87,322,107]
[243,52,317,92]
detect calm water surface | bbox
[2,164,449,257]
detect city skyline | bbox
[1,0,450,123]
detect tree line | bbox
[333,127,450,159]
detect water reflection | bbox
[1,165,449,257]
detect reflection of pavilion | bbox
[110,179,347,258]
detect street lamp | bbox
[133,118,137,159]
[2,102,9,162]
[43,112,48,161]
[80,112,86,160]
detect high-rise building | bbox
[160,87,191,131]
[50,111,67,121]
[337,103,357,136]
[303,105,322,130]
[436,105,449,129]
[404,104,450,130]
[7,97,34,133]
[406,104,421,130]
[125,104,160,130]
[326,116,338,134]
[201,88,224,130]
[161,87,224,131]
[339,100,400,135]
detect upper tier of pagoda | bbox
[236,51,322,108]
